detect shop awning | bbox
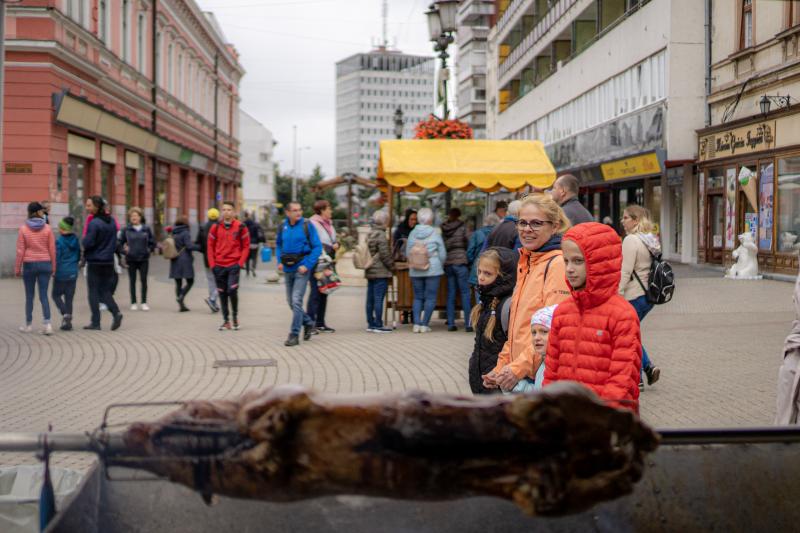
[377,139,557,193]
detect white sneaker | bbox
[140,303,150,311]
[130,303,139,311]
[420,326,432,333]
[41,323,53,336]
[366,328,376,333]
[412,325,421,333]
[19,324,32,333]
[99,303,108,311]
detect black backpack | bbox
[633,248,675,305]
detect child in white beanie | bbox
[530,305,558,390]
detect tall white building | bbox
[239,110,276,219]
[456,0,495,139]
[336,50,435,178]
[487,0,705,264]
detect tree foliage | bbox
[274,164,339,218]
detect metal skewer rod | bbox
[0,432,125,453]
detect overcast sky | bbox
[195,0,436,179]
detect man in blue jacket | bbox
[82,196,122,331]
[277,201,322,346]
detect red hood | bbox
[563,223,622,309]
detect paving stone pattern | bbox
[0,262,794,471]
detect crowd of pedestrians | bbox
[14,179,668,409]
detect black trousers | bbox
[175,278,194,298]
[127,260,149,303]
[306,277,328,327]
[52,278,77,317]
[87,263,120,325]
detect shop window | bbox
[778,155,800,253]
[708,168,725,189]
[125,168,136,213]
[740,0,753,50]
[101,163,114,205]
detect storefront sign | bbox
[759,163,774,251]
[601,152,662,181]
[698,121,776,162]
[5,163,32,174]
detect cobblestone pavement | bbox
[0,261,794,472]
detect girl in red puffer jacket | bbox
[543,222,642,411]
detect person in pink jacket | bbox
[15,201,57,335]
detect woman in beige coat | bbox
[619,205,661,387]
[776,271,800,424]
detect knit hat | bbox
[59,216,75,232]
[531,305,558,330]
[27,201,44,216]
[207,208,220,220]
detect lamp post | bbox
[426,1,458,120]
[393,107,404,218]
[426,1,458,211]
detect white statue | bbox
[726,232,761,280]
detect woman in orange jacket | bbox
[482,194,572,392]
[543,222,642,410]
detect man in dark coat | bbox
[441,208,472,332]
[551,174,593,226]
[484,199,522,252]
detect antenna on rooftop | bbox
[382,0,388,49]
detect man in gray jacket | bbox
[551,174,593,226]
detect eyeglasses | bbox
[516,218,552,231]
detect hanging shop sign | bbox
[600,152,662,181]
[759,163,774,251]
[698,121,776,162]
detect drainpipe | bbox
[704,0,712,126]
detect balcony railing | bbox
[499,0,578,80]
[458,0,495,23]
[495,0,529,37]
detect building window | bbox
[122,0,131,62]
[740,0,753,49]
[177,53,183,98]
[778,155,800,253]
[167,43,174,92]
[99,0,108,43]
[789,0,800,28]
[259,174,269,184]
[137,13,146,74]
[259,152,270,162]
[188,62,194,107]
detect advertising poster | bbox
[745,213,758,240]
[759,163,774,250]
[725,169,737,249]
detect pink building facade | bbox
[0,0,244,274]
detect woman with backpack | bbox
[169,214,200,312]
[118,207,155,311]
[365,210,395,333]
[405,207,446,333]
[468,247,517,394]
[619,205,661,387]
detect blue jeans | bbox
[366,278,389,329]
[411,275,440,326]
[445,264,472,327]
[629,295,654,373]
[23,261,52,324]
[285,270,314,336]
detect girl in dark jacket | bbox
[468,247,518,394]
[169,215,200,312]
[118,207,155,311]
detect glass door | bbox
[707,193,725,264]
[738,162,758,242]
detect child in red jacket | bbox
[542,222,642,411]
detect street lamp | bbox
[426,1,458,120]
[759,94,793,117]
[393,106,404,140]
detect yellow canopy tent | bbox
[377,139,557,193]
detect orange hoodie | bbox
[492,246,571,379]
